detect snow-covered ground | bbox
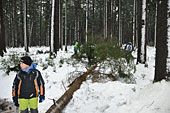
[0,46,170,113]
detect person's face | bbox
[20,62,30,69]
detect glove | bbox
[13,97,19,107]
[39,95,45,103]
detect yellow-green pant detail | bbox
[19,97,38,111]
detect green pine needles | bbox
[72,36,136,83]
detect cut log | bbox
[46,65,97,113]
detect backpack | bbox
[125,44,133,52]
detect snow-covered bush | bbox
[0,51,56,74]
[0,52,21,74]
[37,57,56,71]
[59,58,64,67]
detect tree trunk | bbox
[39,0,42,46]
[104,0,108,39]
[85,0,88,42]
[110,0,113,38]
[46,65,97,113]
[28,22,33,47]
[11,0,14,47]
[59,0,63,50]
[50,0,55,54]
[0,0,6,56]
[136,0,142,64]
[138,0,147,64]
[77,0,80,41]
[154,0,168,82]
[167,0,170,75]
[23,0,29,52]
[144,0,149,63]
[44,0,51,46]
[118,0,122,45]
[65,0,67,51]
[74,0,81,42]
[54,0,60,53]
[154,2,157,47]
[132,0,136,47]
[14,0,18,47]
[92,0,95,37]
[112,1,117,38]
[20,0,24,47]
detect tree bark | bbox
[14,0,18,47]
[132,0,136,47]
[0,0,6,56]
[138,0,147,64]
[104,0,108,39]
[39,0,42,46]
[136,0,143,64]
[85,0,88,42]
[65,0,67,51]
[23,0,29,52]
[50,0,55,54]
[92,0,95,37]
[118,0,122,45]
[59,0,63,50]
[53,0,59,54]
[154,0,168,82]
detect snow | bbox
[64,80,170,113]
[0,46,170,113]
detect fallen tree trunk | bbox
[46,65,97,113]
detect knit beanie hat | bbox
[20,56,33,66]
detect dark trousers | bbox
[21,108,38,113]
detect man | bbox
[12,56,45,113]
